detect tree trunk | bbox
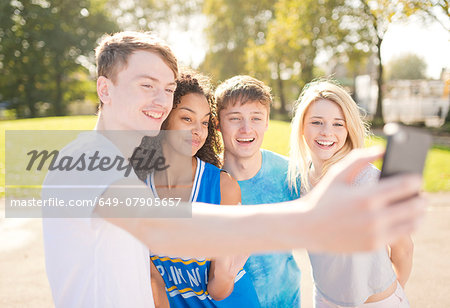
[374,37,384,123]
[53,56,65,116]
[55,71,64,116]
[352,73,358,103]
[301,63,314,89]
[24,74,37,118]
[276,62,286,112]
[446,103,450,123]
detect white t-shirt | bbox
[42,132,154,308]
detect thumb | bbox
[325,147,384,185]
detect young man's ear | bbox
[264,111,270,131]
[97,76,112,106]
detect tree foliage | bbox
[339,0,431,122]
[413,0,450,32]
[201,0,277,82]
[201,0,438,119]
[106,0,202,31]
[245,0,349,111]
[386,53,427,81]
[0,0,117,117]
[0,0,441,119]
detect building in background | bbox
[355,69,449,127]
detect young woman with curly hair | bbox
[147,70,260,308]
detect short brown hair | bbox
[215,75,272,117]
[95,31,178,109]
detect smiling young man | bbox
[216,75,302,307]
[41,32,427,308]
[42,31,179,308]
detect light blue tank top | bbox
[308,165,397,306]
[148,158,260,307]
[237,150,302,308]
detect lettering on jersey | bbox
[156,265,165,276]
[154,258,210,289]
[187,268,200,287]
[170,266,179,285]
[176,267,187,284]
[196,268,201,284]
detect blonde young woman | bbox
[288,80,413,308]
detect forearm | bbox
[123,201,308,257]
[390,236,414,288]
[150,261,170,308]
[207,261,236,301]
[99,158,426,256]
[96,179,307,256]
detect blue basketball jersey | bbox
[148,158,260,307]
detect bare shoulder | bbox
[220,171,241,205]
[220,171,241,196]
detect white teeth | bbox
[143,110,163,119]
[237,138,255,142]
[316,140,334,146]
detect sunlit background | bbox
[1,0,449,124]
[0,2,450,307]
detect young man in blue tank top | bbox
[216,76,302,307]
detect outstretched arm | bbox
[97,148,426,256]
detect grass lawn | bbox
[1,116,449,195]
[0,116,97,197]
[262,121,449,192]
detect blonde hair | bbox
[288,80,368,194]
[95,31,178,109]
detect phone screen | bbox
[380,123,432,179]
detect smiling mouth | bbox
[142,110,164,120]
[236,138,255,144]
[315,140,335,147]
[184,139,201,147]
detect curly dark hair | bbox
[161,69,223,168]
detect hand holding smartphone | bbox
[380,123,432,179]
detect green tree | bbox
[245,0,347,112]
[341,0,430,123]
[386,53,427,80]
[0,0,118,117]
[0,1,50,117]
[106,0,201,31]
[201,0,277,82]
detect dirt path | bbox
[1,193,449,307]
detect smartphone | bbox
[380,123,432,179]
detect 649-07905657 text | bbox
[8,197,182,208]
